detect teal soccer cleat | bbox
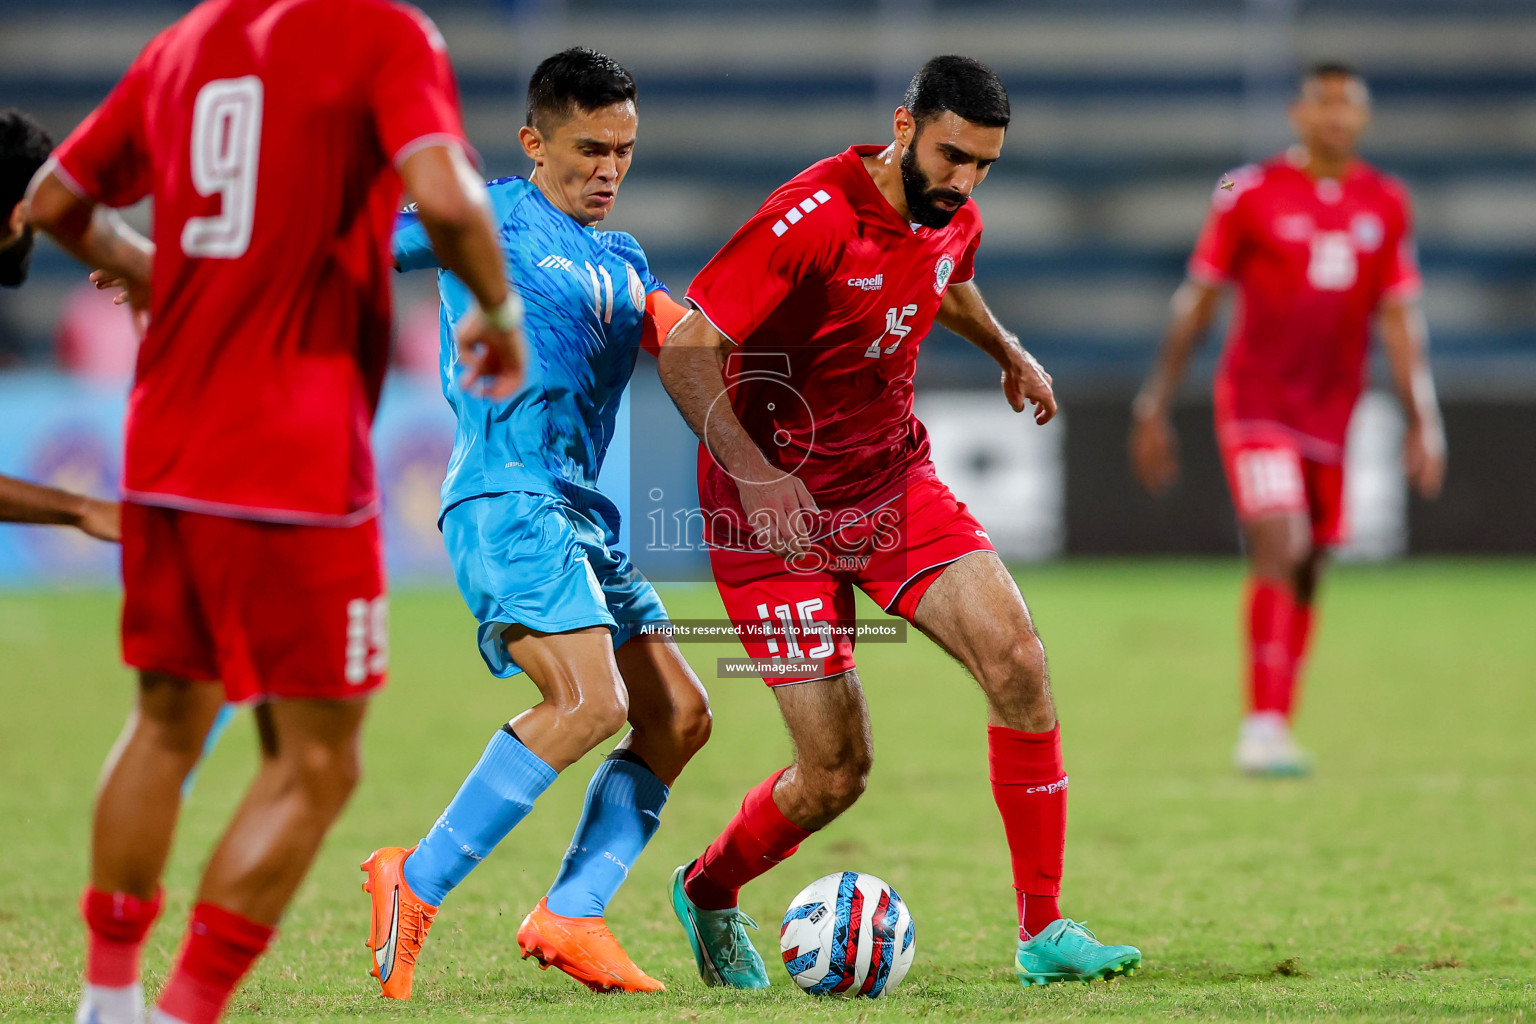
[668,863,771,989]
[1016,919,1142,986]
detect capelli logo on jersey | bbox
[846,274,883,291]
[537,254,575,272]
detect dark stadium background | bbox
[3,0,1534,584]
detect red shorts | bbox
[121,502,387,703]
[708,475,993,685]
[1218,437,1346,547]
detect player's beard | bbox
[900,146,968,229]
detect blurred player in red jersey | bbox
[1130,63,1445,776]
[657,56,1141,990]
[24,2,526,1022]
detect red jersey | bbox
[1190,151,1421,464]
[687,145,982,541]
[51,0,467,524]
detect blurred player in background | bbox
[1,108,52,288]
[363,48,708,998]
[1,109,121,538]
[658,56,1141,991]
[1130,63,1445,776]
[24,2,525,1022]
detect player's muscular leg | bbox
[912,551,1056,733]
[772,673,873,830]
[92,672,225,898]
[612,637,712,784]
[1244,514,1312,583]
[503,626,630,772]
[197,698,366,924]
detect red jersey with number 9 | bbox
[686,145,983,538]
[50,0,468,523]
[1189,151,1421,464]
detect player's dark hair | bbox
[1299,61,1369,102]
[0,109,53,212]
[1306,60,1362,82]
[525,47,637,132]
[903,55,1010,131]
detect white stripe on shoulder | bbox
[768,187,837,240]
[391,133,467,170]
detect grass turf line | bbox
[2,560,1533,1022]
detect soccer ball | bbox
[779,871,915,997]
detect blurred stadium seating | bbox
[2,0,1533,569]
[6,0,1535,380]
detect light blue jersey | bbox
[393,177,668,676]
[394,175,665,525]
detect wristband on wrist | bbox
[481,291,524,331]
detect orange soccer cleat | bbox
[516,897,666,993]
[361,846,438,1000]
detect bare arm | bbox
[397,144,526,399]
[1128,280,1225,496]
[1378,299,1446,498]
[656,311,818,556]
[937,280,1056,424]
[0,473,120,542]
[26,168,153,310]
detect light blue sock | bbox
[403,726,556,907]
[544,751,669,918]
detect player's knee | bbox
[669,691,713,757]
[286,741,361,809]
[980,631,1047,695]
[568,689,630,747]
[137,715,214,766]
[803,753,870,817]
[822,763,870,815]
[1249,520,1312,579]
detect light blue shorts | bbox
[442,490,668,677]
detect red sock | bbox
[684,768,813,911]
[988,724,1066,940]
[81,887,163,987]
[1246,578,1297,716]
[155,903,274,1024]
[1286,601,1315,719]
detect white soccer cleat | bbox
[75,983,145,1024]
[1234,712,1312,777]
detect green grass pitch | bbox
[3,560,1533,1022]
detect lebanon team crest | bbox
[933,253,955,294]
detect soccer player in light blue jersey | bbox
[362,49,707,998]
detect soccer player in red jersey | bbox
[657,56,1141,989]
[1130,63,1446,776]
[24,2,526,1022]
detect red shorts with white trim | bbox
[1217,435,1346,547]
[707,475,994,685]
[121,502,387,703]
